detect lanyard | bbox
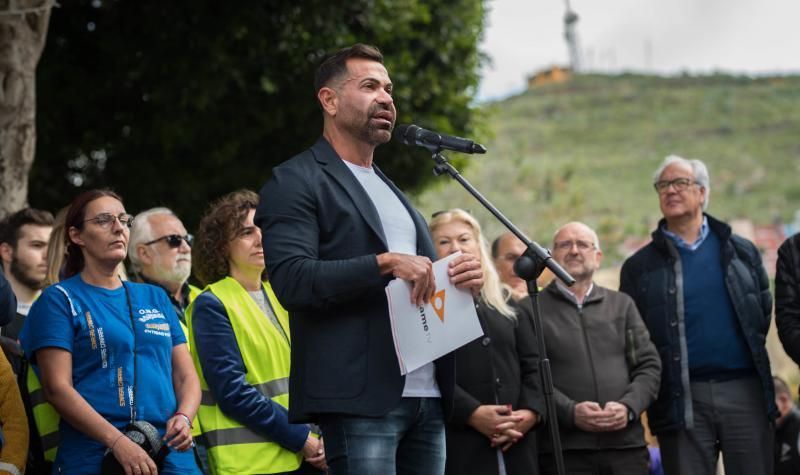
[122,281,137,423]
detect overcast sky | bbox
[478,0,800,100]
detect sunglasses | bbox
[144,234,193,248]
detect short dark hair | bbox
[491,235,503,259]
[314,43,384,93]
[0,208,55,247]
[193,190,260,287]
[63,189,123,278]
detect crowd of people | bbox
[0,42,798,475]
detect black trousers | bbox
[539,447,649,475]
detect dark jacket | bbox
[445,298,543,475]
[776,234,800,364]
[0,311,25,375]
[775,407,800,475]
[0,271,15,327]
[256,137,454,422]
[620,214,777,434]
[536,282,660,452]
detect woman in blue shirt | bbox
[21,189,201,475]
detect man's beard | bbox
[151,259,191,286]
[562,260,594,282]
[10,256,46,290]
[350,104,393,146]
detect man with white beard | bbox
[129,207,198,325]
[129,207,208,471]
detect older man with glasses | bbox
[620,155,776,475]
[536,221,660,474]
[129,208,199,324]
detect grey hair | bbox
[653,154,710,210]
[552,221,601,251]
[128,207,177,272]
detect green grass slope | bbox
[413,74,800,262]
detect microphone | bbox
[514,248,575,286]
[394,124,487,154]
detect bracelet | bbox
[175,411,193,429]
[110,433,125,452]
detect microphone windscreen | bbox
[393,124,416,145]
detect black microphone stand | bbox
[430,151,569,475]
[514,254,566,475]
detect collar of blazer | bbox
[309,137,433,258]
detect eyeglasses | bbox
[144,234,193,248]
[553,240,596,252]
[84,213,134,229]
[653,177,698,194]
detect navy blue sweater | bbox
[680,231,755,379]
[192,291,309,452]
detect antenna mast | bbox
[563,0,581,72]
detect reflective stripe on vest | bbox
[26,365,59,461]
[200,426,271,449]
[187,278,300,475]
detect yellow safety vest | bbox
[26,366,59,462]
[188,284,202,302]
[26,289,60,463]
[181,284,203,438]
[187,277,300,475]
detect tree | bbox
[0,0,51,217]
[30,0,485,229]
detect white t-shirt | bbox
[344,160,441,398]
[17,301,32,316]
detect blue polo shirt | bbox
[21,275,199,474]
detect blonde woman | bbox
[429,209,544,475]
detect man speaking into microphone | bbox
[256,44,484,474]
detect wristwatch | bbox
[627,408,636,422]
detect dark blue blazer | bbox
[256,137,455,422]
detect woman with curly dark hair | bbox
[187,190,326,474]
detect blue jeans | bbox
[318,397,445,475]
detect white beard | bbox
[152,259,191,286]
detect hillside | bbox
[413,74,800,263]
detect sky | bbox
[478,0,800,100]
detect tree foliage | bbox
[30,0,485,228]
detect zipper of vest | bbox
[578,306,601,449]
